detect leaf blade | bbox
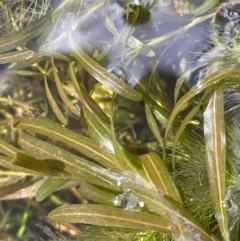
[48,204,179,234]
[165,68,240,142]
[203,86,229,241]
[140,152,182,203]
[17,131,120,190]
[36,177,69,201]
[69,31,142,101]
[44,76,67,125]
[145,103,163,148]
[16,118,119,171]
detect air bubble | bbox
[167,223,175,231]
[139,201,144,208]
[113,194,125,207]
[222,201,227,208]
[125,193,139,209]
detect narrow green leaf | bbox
[44,76,67,125]
[36,177,69,201]
[0,11,52,53]
[165,68,240,142]
[68,61,82,98]
[0,49,34,64]
[110,126,126,168]
[104,14,155,57]
[7,54,45,71]
[171,97,203,168]
[82,105,115,155]
[145,104,163,148]
[69,62,110,123]
[0,155,38,175]
[109,96,127,168]
[70,64,123,160]
[147,13,213,47]
[82,85,111,123]
[193,0,219,17]
[0,0,75,53]
[79,181,117,205]
[17,131,120,190]
[137,87,169,120]
[0,139,21,157]
[50,59,80,116]
[140,152,182,203]
[174,70,191,102]
[49,12,80,118]
[17,70,52,79]
[203,86,229,241]
[48,204,180,234]
[13,152,70,177]
[16,118,118,171]
[69,31,142,101]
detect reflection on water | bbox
[0,0,219,112]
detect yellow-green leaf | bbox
[193,0,219,17]
[16,118,118,172]
[0,139,21,157]
[69,62,111,123]
[69,31,142,101]
[165,68,240,142]
[13,152,69,177]
[79,181,117,205]
[51,60,80,116]
[44,76,67,125]
[171,96,203,167]
[145,103,163,148]
[36,177,69,201]
[0,155,38,175]
[17,131,120,190]
[203,86,229,241]
[48,204,179,234]
[140,152,182,203]
[82,105,114,155]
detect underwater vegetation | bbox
[1,0,240,240]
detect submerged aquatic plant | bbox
[1,0,240,240]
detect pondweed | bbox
[1,1,240,240]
